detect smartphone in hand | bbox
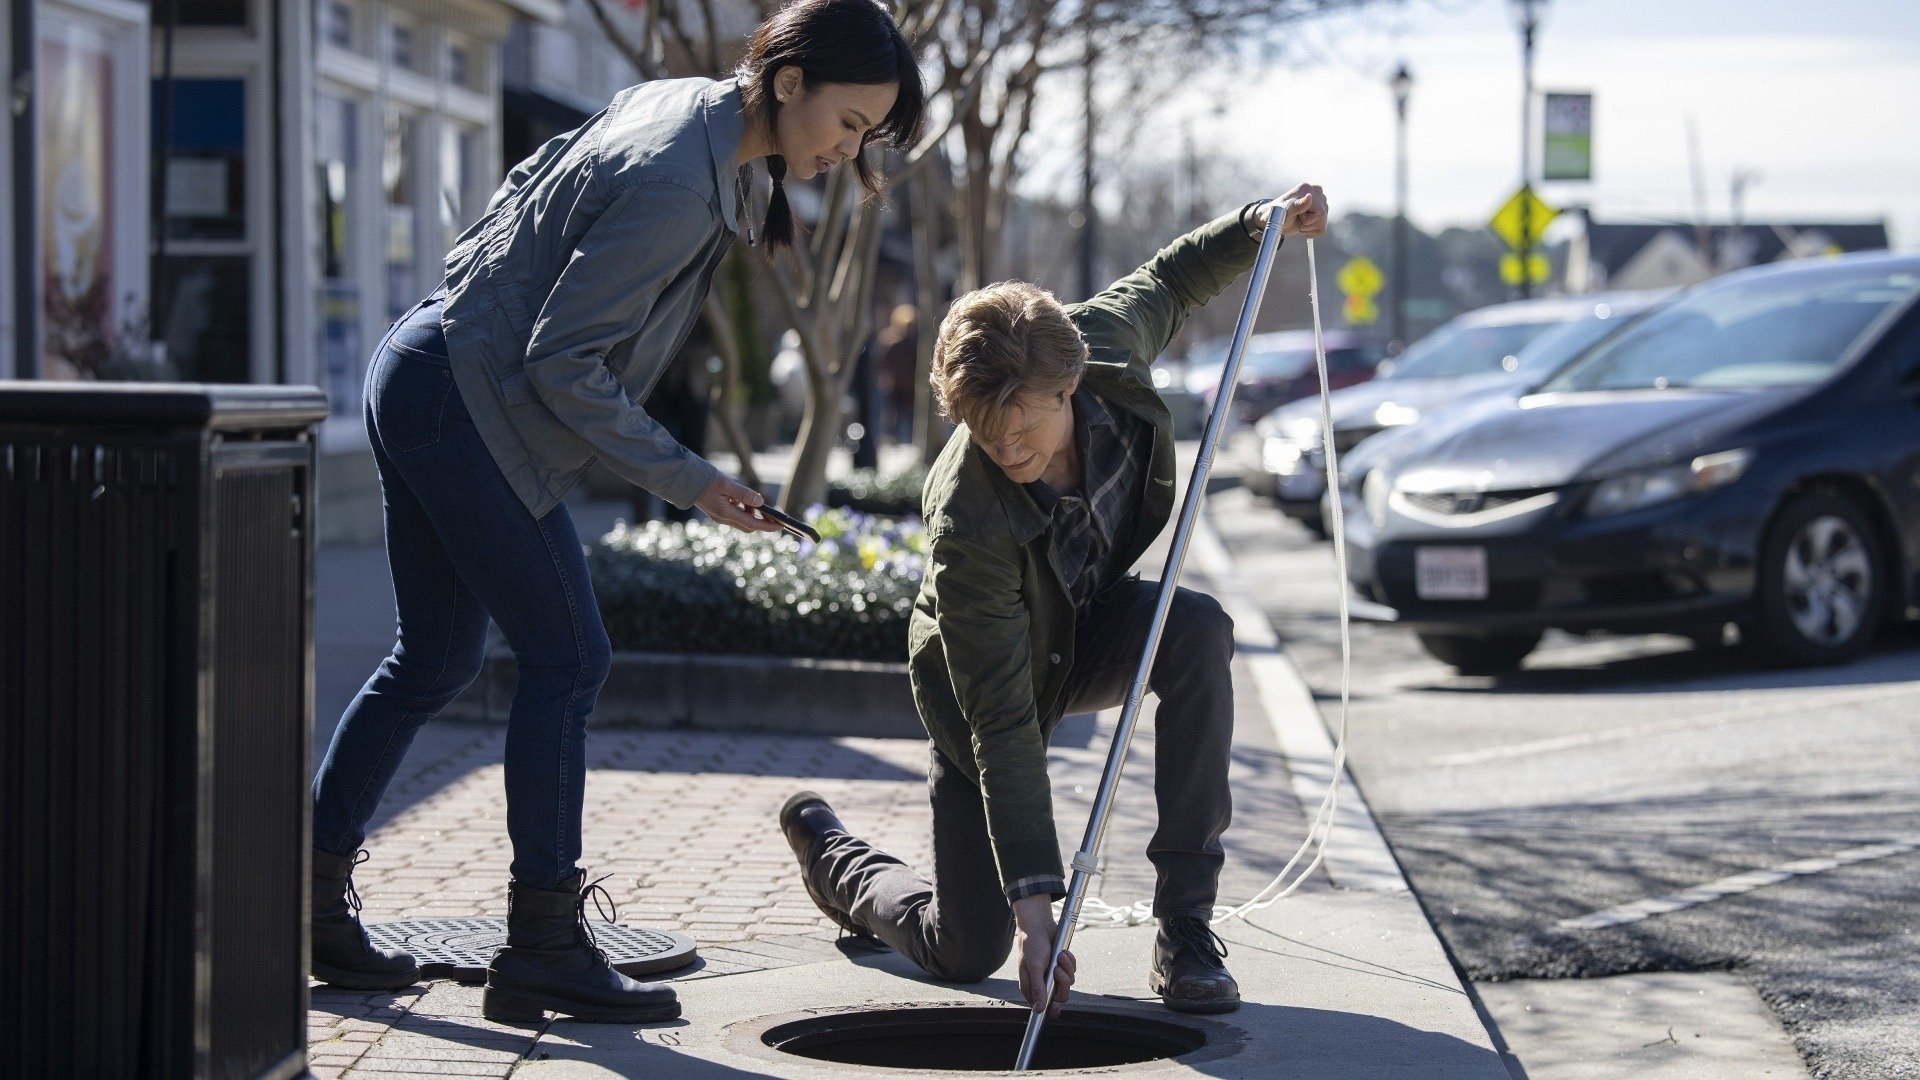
[754,505,822,544]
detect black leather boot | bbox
[482,872,681,1025]
[1149,916,1240,1014]
[778,791,882,945]
[311,848,420,990]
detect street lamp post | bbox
[1390,62,1413,348]
[1510,0,1546,300]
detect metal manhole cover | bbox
[365,918,697,985]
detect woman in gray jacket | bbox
[307,0,924,1026]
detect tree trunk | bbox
[783,366,839,513]
[700,292,761,491]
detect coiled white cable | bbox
[1076,237,1354,929]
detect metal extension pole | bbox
[1014,204,1289,1071]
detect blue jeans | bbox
[311,294,610,890]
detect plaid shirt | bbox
[1026,385,1149,611]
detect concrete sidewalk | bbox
[306,473,1505,1076]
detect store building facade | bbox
[7,0,558,542]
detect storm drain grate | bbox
[364,918,697,984]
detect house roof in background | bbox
[1585,220,1890,274]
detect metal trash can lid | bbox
[0,383,330,431]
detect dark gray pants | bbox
[809,580,1236,982]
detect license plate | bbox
[1416,546,1488,600]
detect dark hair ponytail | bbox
[738,0,926,256]
[764,156,796,251]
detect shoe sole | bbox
[311,961,421,992]
[1148,971,1241,1014]
[481,985,681,1025]
[778,792,885,946]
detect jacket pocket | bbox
[498,369,541,406]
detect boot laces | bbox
[344,849,371,916]
[577,874,620,962]
[1168,916,1229,969]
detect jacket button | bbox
[1049,653,1062,664]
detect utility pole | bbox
[1077,3,1097,301]
[1509,0,1545,300]
[1390,63,1413,348]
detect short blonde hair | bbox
[930,282,1087,441]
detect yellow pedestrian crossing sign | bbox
[1500,251,1552,286]
[1490,186,1560,250]
[1344,294,1379,325]
[1337,256,1385,300]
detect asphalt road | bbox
[1209,485,1920,1080]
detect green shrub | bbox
[591,507,927,662]
[827,464,929,517]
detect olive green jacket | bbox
[907,207,1272,898]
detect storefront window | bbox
[157,79,247,243]
[447,38,479,90]
[319,94,363,420]
[387,20,417,71]
[40,12,125,379]
[321,1,355,51]
[384,108,420,318]
[175,0,250,28]
[440,125,485,252]
[156,255,251,383]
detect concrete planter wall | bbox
[442,649,922,740]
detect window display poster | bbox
[39,22,117,380]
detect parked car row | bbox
[1242,252,1920,675]
[1240,291,1670,535]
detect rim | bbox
[1782,513,1873,647]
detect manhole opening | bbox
[760,1005,1205,1072]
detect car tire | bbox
[1749,490,1885,667]
[1416,631,1541,675]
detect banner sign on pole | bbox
[1542,92,1592,181]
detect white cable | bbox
[1074,236,1355,929]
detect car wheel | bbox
[1416,631,1541,675]
[1750,490,1884,666]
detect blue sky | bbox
[1038,0,1920,248]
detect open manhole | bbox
[363,918,696,984]
[742,1003,1219,1073]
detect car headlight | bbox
[1373,401,1421,428]
[1282,415,1322,446]
[1262,436,1304,476]
[1584,448,1752,516]
[1363,469,1392,528]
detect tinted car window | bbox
[1244,347,1314,379]
[1542,267,1920,393]
[1389,321,1559,379]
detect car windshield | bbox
[1388,319,1559,379]
[1540,267,1920,393]
[1511,305,1654,377]
[1244,345,1315,378]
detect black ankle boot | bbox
[482,871,681,1025]
[311,849,420,990]
[1150,916,1240,1014]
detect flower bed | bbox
[590,507,927,662]
[826,464,929,518]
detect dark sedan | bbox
[1338,251,1920,673]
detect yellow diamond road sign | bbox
[1490,186,1560,250]
[1337,256,1385,299]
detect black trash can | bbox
[0,383,329,1080]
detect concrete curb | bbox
[1188,514,1412,893]
[442,649,921,739]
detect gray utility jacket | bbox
[438,76,749,518]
